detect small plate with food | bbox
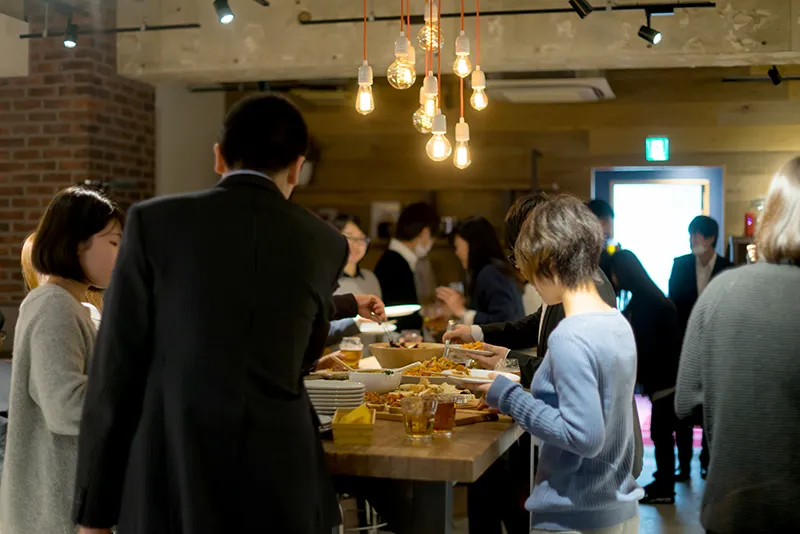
[448,341,494,357]
[442,369,521,386]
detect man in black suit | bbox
[72,95,384,534]
[374,202,439,331]
[444,194,643,534]
[668,214,732,481]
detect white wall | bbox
[155,84,225,196]
[0,12,28,78]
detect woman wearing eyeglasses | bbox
[332,214,382,298]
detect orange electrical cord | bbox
[406,0,411,38]
[460,77,464,118]
[437,0,441,105]
[461,0,464,31]
[363,0,367,61]
[400,0,404,33]
[476,0,480,65]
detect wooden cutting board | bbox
[375,409,500,426]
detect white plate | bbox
[305,381,365,391]
[384,304,422,318]
[442,369,521,385]
[359,322,398,335]
[449,346,495,357]
[308,395,366,402]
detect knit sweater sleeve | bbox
[486,330,605,458]
[675,289,709,420]
[27,295,88,436]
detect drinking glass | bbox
[433,393,459,437]
[340,336,364,367]
[401,396,438,440]
[495,357,521,377]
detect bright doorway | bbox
[593,167,724,296]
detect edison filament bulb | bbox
[470,66,488,111]
[453,119,471,169]
[412,87,433,133]
[387,34,416,90]
[355,62,374,115]
[426,113,452,162]
[452,31,472,78]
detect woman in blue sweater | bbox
[481,195,643,534]
[436,216,525,325]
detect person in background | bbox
[669,214,732,480]
[21,232,104,329]
[586,198,618,285]
[479,195,643,534]
[436,216,525,325]
[0,187,124,534]
[675,157,800,534]
[610,250,682,505]
[374,202,439,331]
[71,94,385,534]
[331,214,382,297]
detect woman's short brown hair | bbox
[514,194,604,289]
[756,157,800,264]
[32,186,125,284]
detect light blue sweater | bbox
[487,310,643,531]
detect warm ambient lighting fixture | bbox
[470,0,487,111]
[214,0,234,24]
[638,12,662,45]
[426,112,452,161]
[63,16,78,48]
[454,118,471,169]
[387,33,416,89]
[569,0,593,18]
[453,31,472,78]
[355,0,374,114]
[418,0,442,52]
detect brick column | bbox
[0,1,155,304]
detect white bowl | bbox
[348,370,403,393]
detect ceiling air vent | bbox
[486,77,615,104]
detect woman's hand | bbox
[442,324,473,344]
[436,286,466,317]
[315,351,351,371]
[354,294,386,322]
[475,381,499,413]
[469,344,511,370]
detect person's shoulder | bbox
[376,249,403,266]
[19,286,84,328]
[476,262,505,283]
[673,253,694,266]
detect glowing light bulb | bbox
[426,113,452,162]
[355,62,374,115]
[387,34,416,90]
[421,72,439,118]
[423,94,438,117]
[417,24,443,52]
[453,118,471,169]
[470,66,488,111]
[413,87,433,133]
[452,31,472,78]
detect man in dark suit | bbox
[668,214,732,481]
[72,95,384,534]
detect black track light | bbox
[213,0,234,24]
[768,65,782,86]
[569,0,592,18]
[63,16,78,48]
[638,12,662,45]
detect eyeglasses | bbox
[344,235,371,246]
[507,252,517,268]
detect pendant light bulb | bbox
[470,66,488,111]
[413,88,433,133]
[418,0,442,52]
[426,113,452,162]
[213,0,235,24]
[453,118,471,169]
[63,17,78,48]
[422,73,439,118]
[387,33,416,90]
[453,31,472,78]
[356,62,375,115]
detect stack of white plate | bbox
[305,380,365,416]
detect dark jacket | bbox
[668,253,732,339]
[374,250,422,331]
[468,261,525,325]
[623,292,680,396]
[72,174,347,534]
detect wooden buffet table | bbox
[324,418,524,533]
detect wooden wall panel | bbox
[227,67,799,243]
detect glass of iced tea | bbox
[401,396,438,441]
[340,337,364,368]
[433,393,459,437]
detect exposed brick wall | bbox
[0,1,155,304]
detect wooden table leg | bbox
[411,480,453,534]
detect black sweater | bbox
[373,250,423,331]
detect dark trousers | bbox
[467,433,531,534]
[676,406,710,472]
[650,393,678,490]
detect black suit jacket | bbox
[374,249,423,331]
[73,174,347,533]
[668,253,732,339]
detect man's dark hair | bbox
[219,94,309,175]
[515,194,604,290]
[331,213,362,233]
[33,186,125,284]
[503,193,549,254]
[688,215,719,248]
[395,203,438,241]
[586,199,615,220]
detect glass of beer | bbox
[433,393,459,437]
[401,396,438,441]
[340,337,364,368]
[495,357,521,377]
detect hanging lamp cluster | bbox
[355,0,487,169]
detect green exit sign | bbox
[645,137,669,162]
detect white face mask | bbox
[691,244,708,257]
[414,241,433,259]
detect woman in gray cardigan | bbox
[0,187,123,534]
